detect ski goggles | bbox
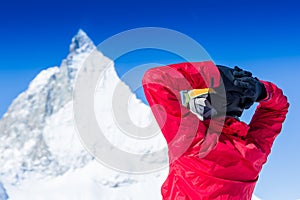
[180,88,216,108]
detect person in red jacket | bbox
[142,61,289,200]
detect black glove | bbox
[234,76,267,103]
[231,66,254,109]
[232,66,252,78]
[214,65,266,117]
[214,65,247,117]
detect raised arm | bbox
[142,61,220,145]
[246,81,289,155]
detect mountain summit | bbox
[69,29,95,54]
[0,29,168,200]
[0,30,99,184]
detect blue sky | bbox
[0,0,299,199]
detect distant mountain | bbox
[0,29,97,184]
[0,29,261,200]
[0,29,168,199]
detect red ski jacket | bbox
[142,61,289,200]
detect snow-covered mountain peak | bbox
[69,29,95,55]
[0,29,156,188]
[0,30,102,184]
[27,67,59,94]
[62,29,99,80]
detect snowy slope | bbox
[0,29,261,200]
[0,182,8,200]
[6,161,166,200]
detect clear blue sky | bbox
[0,0,299,199]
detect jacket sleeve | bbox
[142,61,220,145]
[246,80,289,156]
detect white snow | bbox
[0,182,8,200]
[0,30,96,184]
[252,195,261,200]
[27,67,60,93]
[6,161,167,200]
